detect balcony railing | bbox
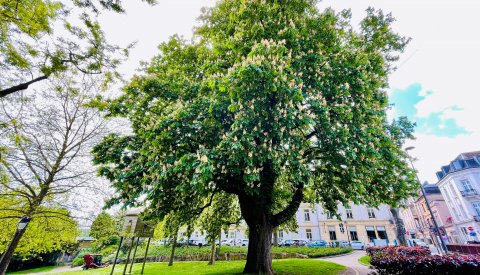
[460,189,479,197]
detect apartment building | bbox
[436,151,480,243]
[400,184,454,246]
[220,203,398,245]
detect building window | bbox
[376,226,388,241]
[306,229,312,241]
[366,226,377,242]
[346,208,353,219]
[339,223,345,233]
[229,231,234,239]
[328,226,337,240]
[367,207,376,218]
[461,179,474,192]
[278,230,284,239]
[304,209,311,222]
[326,211,333,219]
[349,226,358,241]
[473,202,480,216]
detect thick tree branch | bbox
[272,183,304,227]
[0,75,49,98]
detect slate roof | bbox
[436,151,480,181]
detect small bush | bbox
[368,246,480,275]
[367,246,430,257]
[71,256,84,267]
[71,248,93,267]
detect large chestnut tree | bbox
[92,1,417,273]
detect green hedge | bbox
[271,247,352,258]
[73,244,351,266]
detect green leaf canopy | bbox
[93,1,418,272]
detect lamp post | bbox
[0,216,31,275]
[344,221,351,245]
[405,146,448,254]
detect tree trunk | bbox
[168,234,177,266]
[390,208,407,246]
[208,242,216,265]
[273,228,278,246]
[0,227,28,275]
[236,161,304,275]
[243,216,273,274]
[217,233,222,257]
[239,192,274,275]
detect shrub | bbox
[367,246,430,257]
[368,246,480,275]
[71,248,93,267]
[271,247,352,258]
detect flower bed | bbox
[367,246,480,275]
[366,246,430,257]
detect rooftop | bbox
[423,183,441,194]
[436,151,480,181]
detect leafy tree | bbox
[0,0,154,98]
[90,212,117,240]
[0,199,78,260]
[0,77,106,274]
[199,193,241,265]
[92,1,418,273]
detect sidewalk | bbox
[35,266,82,275]
[321,250,372,275]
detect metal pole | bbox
[406,150,448,254]
[344,222,351,244]
[0,230,21,275]
[128,237,140,274]
[110,236,124,275]
[141,238,151,274]
[122,237,135,275]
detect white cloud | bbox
[405,133,479,183]
[320,0,480,182]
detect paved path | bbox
[321,250,372,275]
[35,266,83,275]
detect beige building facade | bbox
[278,203,398,245]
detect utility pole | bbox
[405,146,448,254]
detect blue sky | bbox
[389,84,468,138]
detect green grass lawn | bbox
[7,266,57,274]
[57,259,345,275]
[358,255,371,266]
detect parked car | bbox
[307,240,329,248]
[222,239,235,246]
[189,238,208,247]
[466,240,480,244]
[293,239,308,246]
[236,239,249,247]
[407,239,429,248]
[152,239,169,246]
[279,239,294,247]
[350,241,365,250]
[280,239,308,247]
[338,240,350,248]
[175,239,188,247]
